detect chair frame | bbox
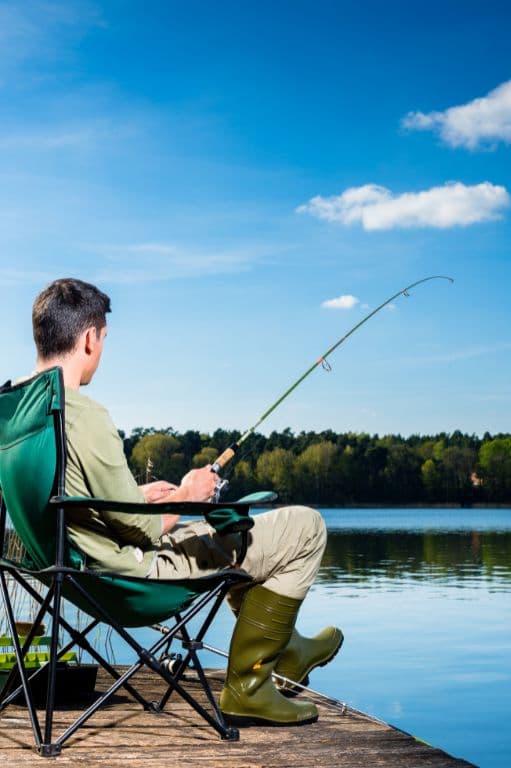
[0,372,253,756]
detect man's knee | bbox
[282,505,327,548]
[306,506,327,547]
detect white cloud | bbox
[396,341,511,367]
[0,268,56,286]
[0,127,105,150]
[402,80,511,149]
[0,240,266,288]
[0,1,103,78]
[108,243,179,256]
[321,294,359,310]
[296,182,510,230]
[87,241,258,283]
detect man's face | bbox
[80,324,107,385]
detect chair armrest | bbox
[203,507,254,535]
[236,491,278,504]
[50,496,253,535]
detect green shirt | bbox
[65,389,163,577]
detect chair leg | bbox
[68,576,240,740]
[155,584,228,709]
[158,624,233,734]
[0,571,43,750]
[0,581,54,711]
[61,576,239,742]
[151,585,239,741]
[41,573,64,754]
[8,570,154,711]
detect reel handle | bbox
[211,477,229,502]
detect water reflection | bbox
[319,529,511,589]
[304,509,511,768]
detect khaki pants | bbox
[149,506,327,601]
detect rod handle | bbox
[211,445,237,474]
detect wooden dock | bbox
[0,667,477,767]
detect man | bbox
[31,277,342,726]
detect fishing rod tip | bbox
[436,275,454,283]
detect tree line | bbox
[121,426,511,506]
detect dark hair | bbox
[32,278,111,359]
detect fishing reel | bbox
[212,477,229,502]
[160,652,183,675]
[210,453,232,502]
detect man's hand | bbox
[179,465,219,502]
[139,480,178,503]
[140,467,219,537]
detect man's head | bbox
[32,278,111,385]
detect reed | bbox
[1,525,114,663]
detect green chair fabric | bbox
[0,367,257,754]
[0,372,61,570]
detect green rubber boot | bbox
[274,626,343,693]
[219,585,318,726]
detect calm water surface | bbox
[115,508,511,768]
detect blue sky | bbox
[2,0,510,437]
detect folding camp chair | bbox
[0,368,260,756]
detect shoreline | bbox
[277,502,511,509]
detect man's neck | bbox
[35,357,82,390]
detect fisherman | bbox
[30,277,342,726]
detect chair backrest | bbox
[0,369,65,570]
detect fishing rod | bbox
[211,275,453,490]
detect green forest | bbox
[122,427,511,506]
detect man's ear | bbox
[83,326,99,355]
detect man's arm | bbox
[139,466,219,535]
[139,481,178,502]
[68,396,219,541]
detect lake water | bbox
[98,507,511,768]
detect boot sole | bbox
[222,712,319,728]
[276,634,344,696]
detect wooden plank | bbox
[0,667,477,767]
